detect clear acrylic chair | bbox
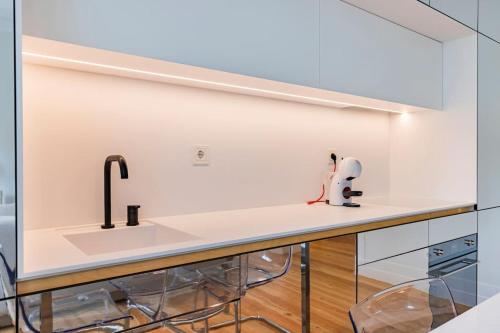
[349,278,458,333]
[111,257,242,333]
[210,246,293,333]
[19,288,131,333]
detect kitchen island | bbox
[431,292,500,333]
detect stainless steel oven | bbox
[428,234,478,314]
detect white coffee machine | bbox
[327,157,363,207]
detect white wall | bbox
[389,34,477,202]
[22,63,391,230]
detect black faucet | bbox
[102,155,128,229]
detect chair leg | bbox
[209,300,290,333]
[203,284,209,333]
[163,322,187,333]
[203,318,209,333]
[234,300,241,333]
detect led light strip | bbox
[22,51,402,113]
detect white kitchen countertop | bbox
[21,197,474,280]
[431,293,500,333]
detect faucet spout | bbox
[102,155,128,229]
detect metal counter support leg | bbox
[301,242,310,333]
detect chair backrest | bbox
[246,246,293,288]
[349,278,457,333]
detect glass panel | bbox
[18,256,242,332]
[0,0,16,300]
[310,235,357,332]
[206,245,299,333]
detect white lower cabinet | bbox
[357,248,429,301]
[357,220,429,265]
[478,207,500,303]
[358,213,478,266]
[358,213,478,302]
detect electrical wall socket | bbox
[328,149,339,164]
[193,146,210,165]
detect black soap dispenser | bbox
[127,205,141,226]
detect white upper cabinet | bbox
[478,34,500,210]
[0,0,17,299]
[479,0,500,42]
[24,0,447,110]
[22,0,320,87]
[320,0,443,110]
[430,0,478,29]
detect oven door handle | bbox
[428,258,478,277]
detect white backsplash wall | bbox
[23,63,390,230]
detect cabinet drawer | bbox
[429,212,477,245]
[357,220,428,265]
[357,248,429,301]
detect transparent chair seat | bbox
[20,288,130,333]
[161,283,226,323]
[246,246,292,289]
[349,278,458,333]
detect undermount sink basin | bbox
[63,222,200,255]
